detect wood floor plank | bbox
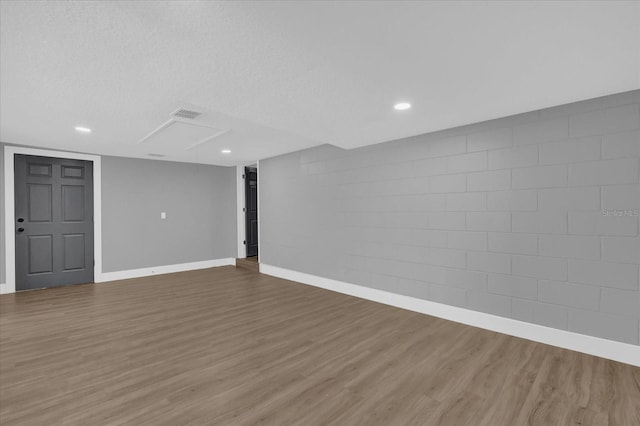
[1,266,638,425]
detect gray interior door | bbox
[14,155,94,291]
[245,167,258,257]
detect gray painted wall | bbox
[0,144,4,283]
[260,90,640,345]
[0,150,236,281]
[101,156,236,272]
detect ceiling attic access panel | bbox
[137,120,228,155]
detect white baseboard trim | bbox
[260,263,640,367]
[97,258,236,283]
[0,283,8,295]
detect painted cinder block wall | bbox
[260,90,640,345]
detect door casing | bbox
[2,146,102,294]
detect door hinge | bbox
[243,240,247,245]
[242,174,245,179]
[242,207,246,212]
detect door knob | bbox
[17,228,24,233]
[17,218,24,223]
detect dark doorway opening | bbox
[14,154,94,291]
[244,166,258,258]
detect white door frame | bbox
[236,165,245,259]
[2,146,102,294]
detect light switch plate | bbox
[161,212,166,219]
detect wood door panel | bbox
[62,185,85,222]
[28,183,53,222]
[27,235,53,274]
[27,162,52,177]
[61,165,85,179]
[249,186,257,210]
[62,234,86,271]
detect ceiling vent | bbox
[172,109,203,120]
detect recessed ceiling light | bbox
[75,126,92,133]
[221,149,231,154]
[394,102,411,111]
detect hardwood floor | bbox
[236,257,259,273]
[1,266,638,425]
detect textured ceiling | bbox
[1,1,638,166]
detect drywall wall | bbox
[1,150,236,284]
[260,90,640,345]
[101,156,236,272]
[0,143,4,283]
